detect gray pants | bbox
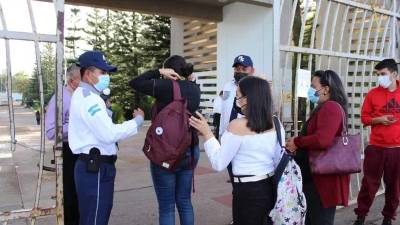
[304,182,336,225]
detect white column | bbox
[217,2,274,91]
[170,17,184,56]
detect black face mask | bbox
[234,72,248,83]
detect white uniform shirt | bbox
[68,82,142,155]
[212,95,222,114]
[204,124,285,176]
[219,80,237,136]
[219,80,246,137]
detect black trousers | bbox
[232,178,274,225]
[63,142,80,225]
[304,182,336,225]
[227,163,234,222]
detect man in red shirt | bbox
[354,59,400,225]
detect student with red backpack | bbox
[129,55,200,225]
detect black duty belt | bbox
[78,154,117,164]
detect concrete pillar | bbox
[216,2,273,91]
[170,17,184,56]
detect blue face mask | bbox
[307,87,320,104]
[94,75,110,92]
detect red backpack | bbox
[142,80,193,172]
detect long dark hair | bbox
[313,70,348,118]
[238,76,273,133]
[163,55,194,78]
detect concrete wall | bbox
[170,18,184,56]
[216,2,274,90]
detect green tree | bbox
[140,15,171,68]
[65,7,83,64]
[0,71,6,92]
[84,8,112,53]
[23,43,56,107]
[12,72,30,93]
[82,9,171,119]
[108,11,141,117]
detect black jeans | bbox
[232,178,274,225]
[63,142,80,225]
[304,182,336,225]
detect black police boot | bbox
[381,217,392,225]
[353,216,365,225]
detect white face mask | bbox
[378,75,392,88]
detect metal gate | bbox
[0,0,65,224]
[277,0,399,202]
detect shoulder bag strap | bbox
[171,80,183,100]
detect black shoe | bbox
[382,218,392,225]
[353,216,365,225]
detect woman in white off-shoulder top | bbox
[190,76,284,225]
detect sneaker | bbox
[353,216,365,225]
[382,218,392,225]
[228,220,234,225]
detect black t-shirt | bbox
[129,69,201,114]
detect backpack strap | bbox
[172,80,183,100]
[273,116,283,147]
[272,116,291,190]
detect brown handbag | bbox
[308,102,362,175]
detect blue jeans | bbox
[74,159,116,225]
[151,146,200,225]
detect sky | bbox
[0,0,91,76]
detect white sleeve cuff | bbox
[133,115,144,127]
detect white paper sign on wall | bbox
[296,69,311,98]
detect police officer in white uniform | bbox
[69,51,144,225]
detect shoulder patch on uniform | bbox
[83,89,91,97]
[88,103,101,116]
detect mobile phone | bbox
[193,110,202,119]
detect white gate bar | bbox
[332,0,400,18]
[273,0,281,117]
[53,0,65,223]
[379,15,392,57]
[26,0,47,224]
[366,13,384,144]
[307,0,322,71]
[0,0,65,224]
[316,0,332,69]
[0,1,16,153]
[0,208,56,221]
[280,45,387,61]
[389,0,396,57]
[282,0,299,129]
[337,5,350,75]
[293,0,311,134]
[360,9,376,109]
[350,10,367,132]
[358,12,376,190]
[343,8,359,108]
[327,2,341,68]
[0,30,57,42]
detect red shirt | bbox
[361,80,400,147]
[294,101,350,208]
